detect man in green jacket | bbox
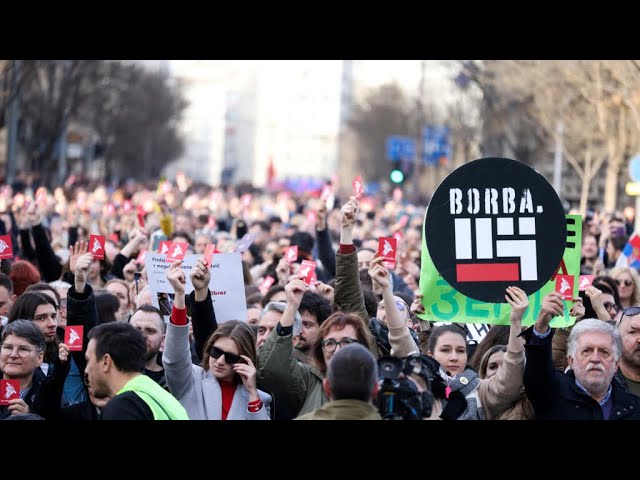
[85,322,188,420]
[295,343,381,420]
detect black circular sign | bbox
[425,157,567,303]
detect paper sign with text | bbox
[145,253,247,323]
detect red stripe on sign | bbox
[456,263,520,282]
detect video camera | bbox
[376,354,436,420]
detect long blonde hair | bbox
[609,266,640,307]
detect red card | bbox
[307,211,317,224]
[392,230,404,243]
[352,176,364,199]
[158,240,171,255]
[166,242,188,263]
[377,237,397,269]
[105,203,116,216]
[285,245,298,264]
[123,200,132,212]
[258,275,275,295]
[0,234,14,260]
[0,379,20,405]
[299,260,317,285]
[555,275,575,300]
[89,235,105,260]
[136,205,146,228]
[136,249,147,265]
[207,215,216,229]
[398,215,409,228]
[65,326,84,351]
[203,244,216,267]
[579,275,594,291]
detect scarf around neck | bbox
[433,367,485,420]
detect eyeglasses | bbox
[616,279,634,287]
[0,344,41,358]
[378,300,408,312]
[603,302,620,313]
[59,299,67,309]
[208,345,243,365]
[321,337,358,352]
[618,306,640,327]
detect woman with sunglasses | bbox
[163,261,270,420]
[609,267,640,311]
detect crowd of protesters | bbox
[0,171,639,420]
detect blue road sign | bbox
[630,154,640,183]
[423,126,451,165]
[387,136,416,161]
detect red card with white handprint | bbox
[0,379,20,405]
[166,242,188,263]
[299,260,317,285]
[285,246,298,264]
[0,234,14,260]
[352,176,364,199]
[89,235,105,260]
[203,244,216,267]
[258,275,276,295]
[158,240,171,255]
[578,275,594,291]
[65,325,84,352]
[377,237,397,269]
[555,275,575,300]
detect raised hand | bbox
[505,286,529,323]
[411,293,426,316]
[536,291,565,333]
[285,276,308,309]
[69,241,89,274]
[75,252,94,293]
[316,201,328,231]
[58,343,70,363]
[368,256,391,291]
[315,281,334,303]
[122,260,138,283]
[276,257,290,286]
[191,257,211,301]
[233,355,258,399]
[570,297,585,321]
[340,196,359,229]
[166,261,186,296]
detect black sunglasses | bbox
[618,306,640,327]
[208,345,243,365]
[616,279,634,287]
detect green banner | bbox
[418,215,582,327]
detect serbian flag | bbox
[620,233,640,269]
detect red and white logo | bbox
[579,275,594,291]
[159,240,171,254]
[378,237,397,269]
[299,260,317,285]
[0,234,13,259]
[166,242,188,263]
[65,326,84,351]
[285,246,298,264]
[89,235,105,260]
[555,275,575,300]
[258,276,275,294]
[0,380,19,405]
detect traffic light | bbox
[390,159,413,185]
[390,168,404,184]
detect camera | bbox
[375,354,436,420]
